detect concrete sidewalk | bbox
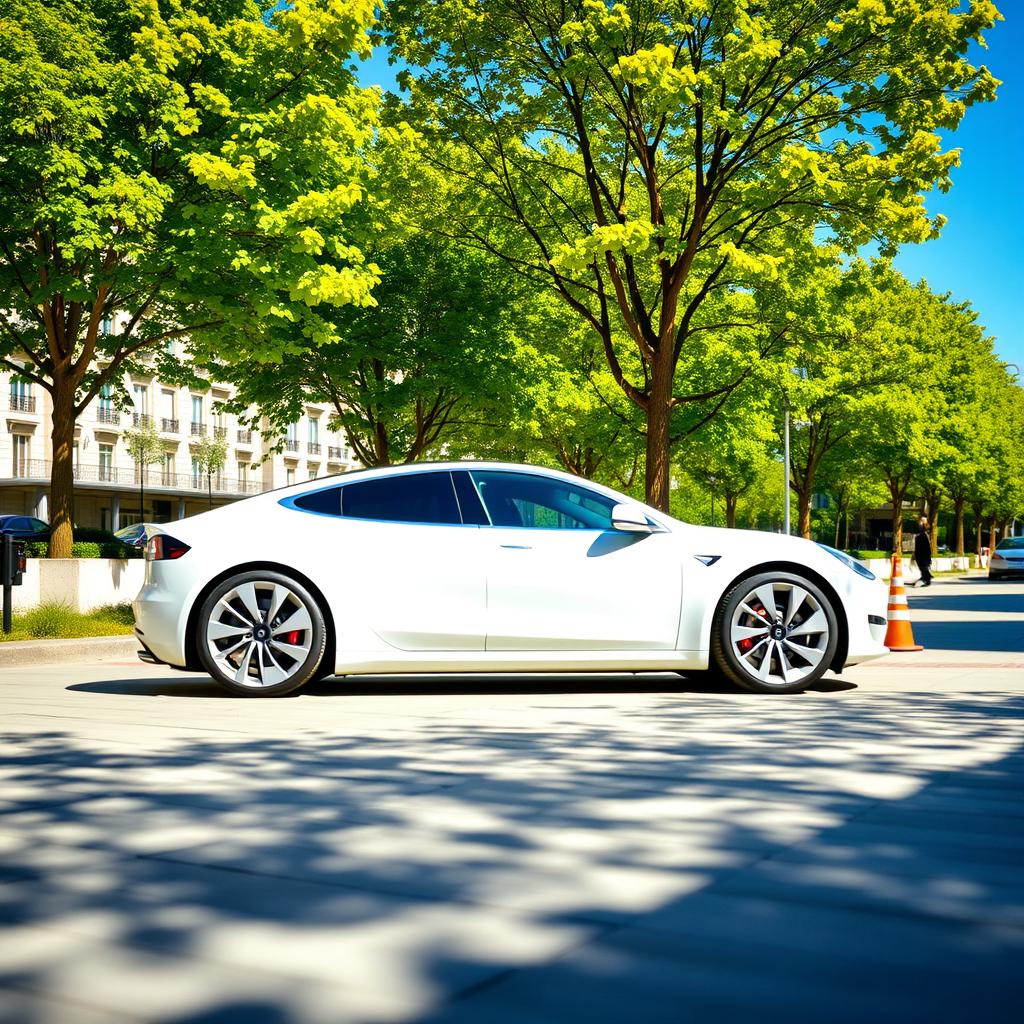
[0,577,1021,1023]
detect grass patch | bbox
[1,602,135,642]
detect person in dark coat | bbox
[914,515,933,587]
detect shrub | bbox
[846,550,888,561]
[25,540,47,558]
[15,602,79,638]
[70,541,101,558]
[2,602,135,641]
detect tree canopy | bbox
[0,0,382,554]
[385,0,1002,508]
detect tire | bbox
[710,571,839,695]
[197,571,326,697]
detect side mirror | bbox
[610,502,652,534]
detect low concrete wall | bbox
[14,559,144,612]
[862,556,977,580]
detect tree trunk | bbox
[833,498,849,549]
[926,492,941,555]
[139,465,145,525]
[725,494,738,529]
[797,488,812,540]
[953,496,965,556]
[888,480,907,555]
[48,383,76,559]
[207,474,213,510]
[988,516,998,554]
[973,506,984,559]
[644,361,672,512]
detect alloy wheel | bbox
[204,580,315,689]
[728,580,830,688]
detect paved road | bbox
[0,577,1021,1023]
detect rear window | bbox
[340,472,461,525]
[292,487,342,515]
[996,537,1024,550]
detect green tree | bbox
[782,262,929,539]
[386,0,1001,509]
[223,235,518,465]
[681,383,777,528]
[193,430,229,510]
[122,419,162,524]
[0,0,381,556]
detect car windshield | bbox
[996,537,1024,551]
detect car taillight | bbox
[146,535,191,561]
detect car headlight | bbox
[818,544,877,581]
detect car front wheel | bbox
[197,571,326,697]
[711,571,839,694]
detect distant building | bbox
[1,336,358,529]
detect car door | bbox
[332,470,486,652]
[463,470,683,651]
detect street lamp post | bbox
[782,395,791,536]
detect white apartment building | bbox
[1,339,359,530]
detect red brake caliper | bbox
[740,603,769,652]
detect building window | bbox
[309,418,319,445]
[12,435,30,477]
[99,384,113,412]
[133,384,147,413]
[237,461,249,489]
[98,443,114,482]
[286,467,295,487]
[308,468,318,480]
[162,453,175,486]
[191,457,201,488]
[100,316,113,336]
[9,375,34,412]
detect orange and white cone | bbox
[884,554,924,652]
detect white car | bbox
[133,462,889,696]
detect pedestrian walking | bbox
[914,515,933,587]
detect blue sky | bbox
[358,7,1022,368]
[889,9,1023,370]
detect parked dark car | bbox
[0,515,50,540]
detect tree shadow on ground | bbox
[1,694,1022,1022]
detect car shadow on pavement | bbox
[68,671,857,699]
[0,694,1021,1022]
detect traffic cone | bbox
[884,554,924,652]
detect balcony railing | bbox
[191,421,205,436]
[307,442,321,455]
[132,413,152,427]
[96,407,120,425]
[284,439,300,453]
[3,459,263,495]
[9,395,36,413]
[160,418,179,433]
[327,446,346,460]
[213,425,228,439]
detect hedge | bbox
[24,527,142,559]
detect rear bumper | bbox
[133,582,188,668]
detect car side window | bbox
[340,472,462,525]
[470,471,616,530]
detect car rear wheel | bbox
[197,571,326,697]
[711,571,839,694]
